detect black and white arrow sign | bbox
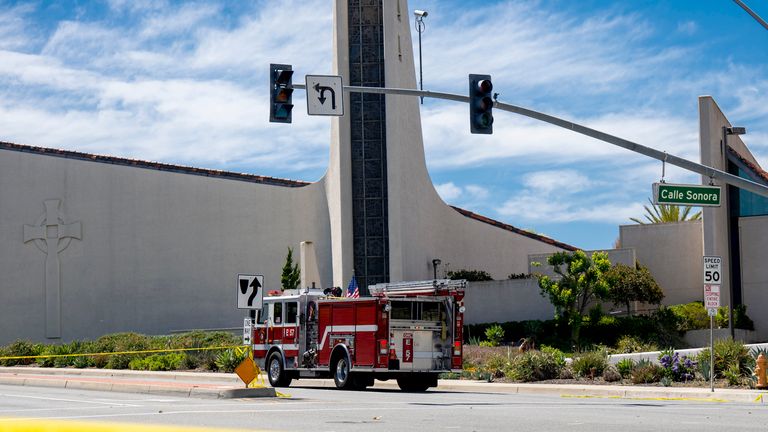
[306,75,344,116]
[237,274,264,310]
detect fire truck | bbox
[251,279,465,391]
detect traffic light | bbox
[270,63,294,123]
[469,74,493,134]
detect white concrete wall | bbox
[739,215,768,340]
[699,96,744,311]
[620,221,703,306]
[463,279,554,325]
[0,150,332,343]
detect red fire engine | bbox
[252,279,465,391]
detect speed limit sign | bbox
[703,256,721,284]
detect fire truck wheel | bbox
[267,352,292,387]
[332,355,354,389]
[396,376,431,392]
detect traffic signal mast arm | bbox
[291,83,768,199]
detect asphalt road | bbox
[1,383,767,432]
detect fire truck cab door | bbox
[282,301,299,360]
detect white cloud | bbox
[498,168,648,224]
[0,1,333,178]
[434,182,490,205]
[676,20,698,35]
[422,105,700,170]
[524,170,591,194]
[435,182,462,201]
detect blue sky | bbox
[1,0,767,250]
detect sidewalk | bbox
[0,367,273,399]
[0,366,766,403]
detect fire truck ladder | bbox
[369,279,466,296]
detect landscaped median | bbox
[448,341,768,391]
[0,331,247,372]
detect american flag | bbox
[346,275,360,298]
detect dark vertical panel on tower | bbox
[348,0,388,294]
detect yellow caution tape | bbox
[0,419,258,432]
[0,345,248,361]
[275,391,291,398]
[754,394,764,403]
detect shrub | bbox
[723,362,743,387]
[614,336,658,354]
[571,351,608,378]
[481,354,509,380]
[715,304,756,331]
[668,302,709,332]
[505,351,562,382]
[631,360,664,384]
[129,353,186,371]
[214,349,246,373]
[616,358,635,378]
[539,345,566,368]
[36,345,66,368]
[484,325,505,347]
[0,340,42,366]
[603,365,622,382]
[716,339,751,375]
[168,331,239,371]
[447,269,493,282]
[698,339,752,379]
[658,349,696,382]
[559,367,574,379]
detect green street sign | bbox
[653,182,721,207]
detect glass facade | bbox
[348,0,389,294]
[736,167,768,217]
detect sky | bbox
[1,0,767,250]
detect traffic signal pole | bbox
[291,83,768,199]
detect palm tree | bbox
[630,198,702,224]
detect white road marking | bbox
[8,403,534,421]
[0,406,116,414]
[0,393,140,407]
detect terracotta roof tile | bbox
[450,206,578,251]
[727,146,768,184]
[0,141,310,188]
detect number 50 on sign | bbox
[703,256,721,283]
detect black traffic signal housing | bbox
[469,74,493,134]
[270,63,294,123]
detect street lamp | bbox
[723,125,747,340]
[432,258,441,280]
[414,9,428,104]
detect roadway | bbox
[1,383,767,432]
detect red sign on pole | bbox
[402,333,413,363]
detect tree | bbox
[630,198,701,224]
[605,263,664,316]
[280,247,300,291]
[535,250,611,347]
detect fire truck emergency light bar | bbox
[368,279,466,296]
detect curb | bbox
[0,370,271,399]
[0,366,241,384]
[2,367,766,403]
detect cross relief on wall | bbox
[23,199,82,339]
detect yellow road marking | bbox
[561,394,730,403]
[0,419,267,432]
